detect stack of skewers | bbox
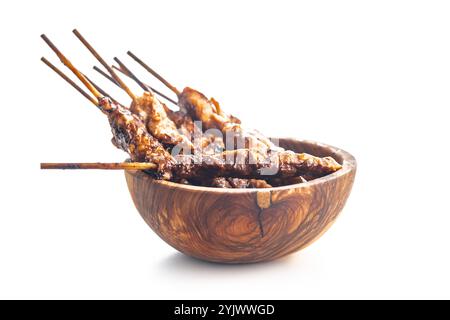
[40,30,342,189]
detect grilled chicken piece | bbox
[100,97,175,179]
[178,87,282,153]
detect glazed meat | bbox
[101,97,175,179]
[104,95,341,182]
[172,149,341,180]
[178,87,282,153]
[164,102,225,155]
[164,107,195,136]
[41,32,343,189]
[130,92,193,152]
[178,87,240,130]
[203,177,272,189]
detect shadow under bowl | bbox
[125,138,356,263]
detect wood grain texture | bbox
[125,139,357,263]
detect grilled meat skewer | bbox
[178,87,282,153]
[41,32,342,188]
[109,62,225,155]
[172,150,341,180]
[126,53,281,153]
[41,34,175,179]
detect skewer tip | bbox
[73,30,136,101]
[127,51,180,96]
[40,34,50,43]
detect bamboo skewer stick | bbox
[93,66,119,86]
[106,64,178,106]
[127,51,180,96]
[113,57,148,92]
[41,46,121,111]
[41,57,97,105]
[41,34,103,100]
[82,73,123,107]
[72,29,136,101]
[41,162,157,170]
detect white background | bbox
[0,0,449,299]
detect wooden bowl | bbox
[125,139,356,263]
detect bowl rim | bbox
[126,138,357,193]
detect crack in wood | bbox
[256,191,272,238]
